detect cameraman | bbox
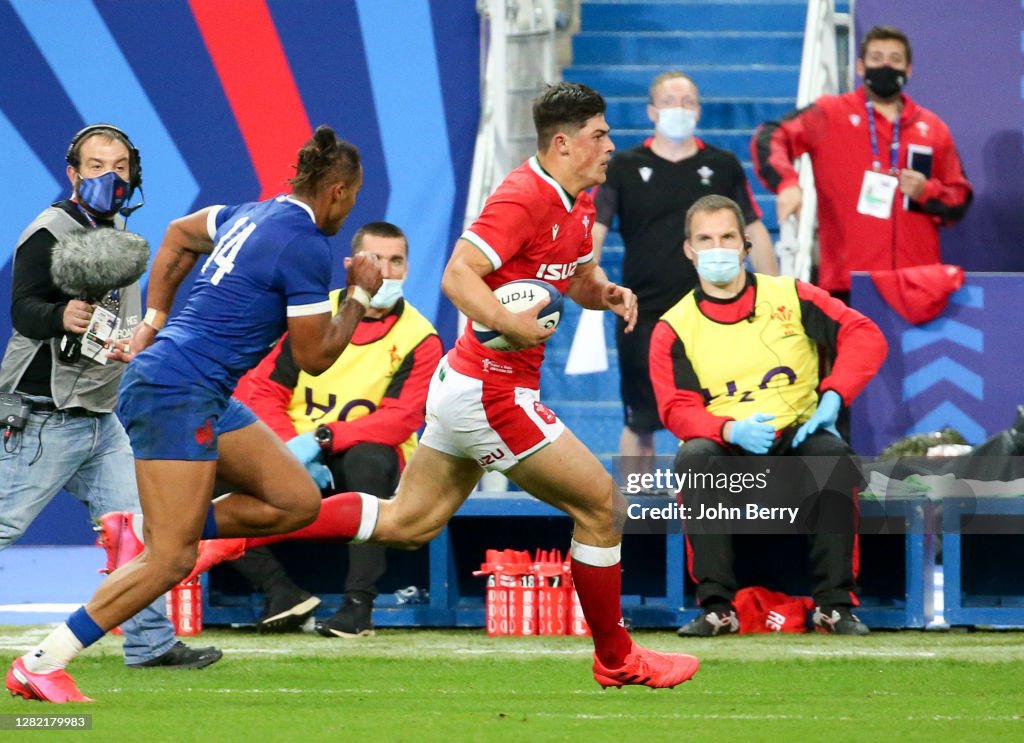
[0,125,220,670]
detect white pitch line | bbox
[792,648,938,658]
[0,630,52,640]
[453,647,590,656]
[0,603,81,612]
[538,712,1023,722]
[104,687,405,695]
[214,648,294,655]
[544,713,816,721]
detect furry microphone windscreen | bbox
[51,229,150,301]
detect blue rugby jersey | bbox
[146,195,332,394]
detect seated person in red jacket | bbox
[230,222,442,636]
[649,195,887,636]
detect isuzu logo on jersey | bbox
[536,261,578,280]
[701,365,798,405]
[476,448,507,467]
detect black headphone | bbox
[743,239,752,250]
[65,123,143,191]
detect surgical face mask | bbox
[655,107,697,143]
[696,248,742,285]
[77,170,131,217]
[369,278,404,309]
[863,65,906,100]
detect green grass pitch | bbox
[2,626,1023,741]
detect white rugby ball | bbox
[472,279,563,351]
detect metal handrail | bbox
[464,0,557,229]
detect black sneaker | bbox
[677,607,740,637]
[258,589,321,633]
[316,594,375,638]
[131,641,223,669]
[813,606,870,636]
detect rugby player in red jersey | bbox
[190,83,699,689]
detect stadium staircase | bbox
[542,0,838,470]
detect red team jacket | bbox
[752,88,972,293]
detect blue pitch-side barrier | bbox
[849,273,1024,626]
[851,273,1024,456]
[0,496,938,630]
[199,493,934,631]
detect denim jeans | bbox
[0,407,177,665]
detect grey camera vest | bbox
[0,207,142,412]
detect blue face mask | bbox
[77,170,131,217]
[369,278,405,309]
[696,248,742,285]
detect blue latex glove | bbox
[286,432,322,467]
[308,462,333,490]
[791,390,842,448]
[728,412,777,454]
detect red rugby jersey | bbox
[450,156,595,387]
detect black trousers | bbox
[674,431,861,609]
[231,442,400,599]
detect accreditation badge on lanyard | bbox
[857,171,898,218]
[856,101,900,219]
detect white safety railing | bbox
[779,0,854,280]
[464,0,558,229]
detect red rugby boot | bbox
[592,642,700,689]
[185,538,247,582]
[6,658,93,703]
[97,511,144,573]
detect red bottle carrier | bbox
[569,583,591,637]
[476,548,589,636]
[166,577,203,635]
[533,549,570,635]
[474,549,535,636]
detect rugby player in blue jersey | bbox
[7,126,382,703]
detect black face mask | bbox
[864,65,906,100]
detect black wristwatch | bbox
[313,424,334,453]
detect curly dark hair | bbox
[289,125,361,195]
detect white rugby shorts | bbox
[419,357,565,472]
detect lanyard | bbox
[865,100,900,175]
[73,200,97,228]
